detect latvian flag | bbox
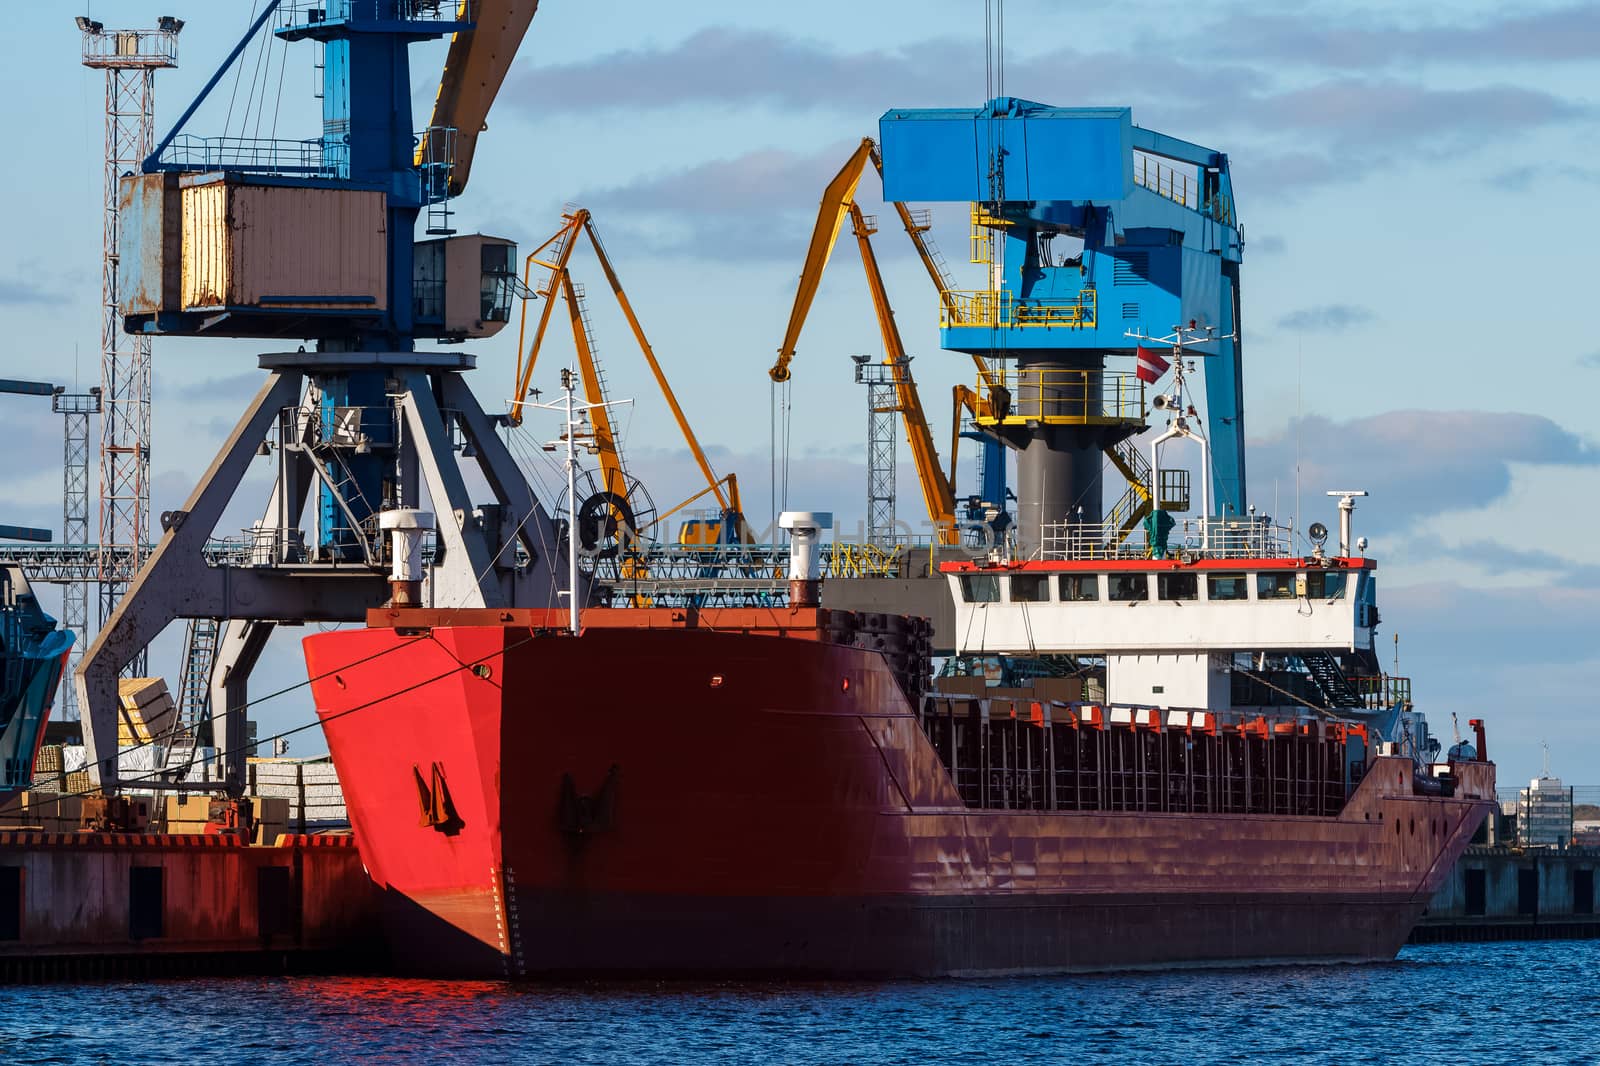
[1135,345,1170,384]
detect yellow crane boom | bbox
[845,204,959,544]
[772,139,1003,546]
[416,0,542,197]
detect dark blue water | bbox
[3,941,1597,1064]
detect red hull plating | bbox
[304,609,1495,977]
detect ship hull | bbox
[304,612,1495,979]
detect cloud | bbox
[510,28,968,113]
[507,29,1586,202]
[1582,352,1600,369]
[1246,411,1599,532]
[1488,164,1600,192]
[1274,304,1375,332]
[1215,6,1600,70]
[1209,79,1582,155]
[574,141,924,261]
[0,277,68,307]
[581,142,857,220]
[1250,235,1286,256]
[175,372,262,402]
[1380,580,1600,782]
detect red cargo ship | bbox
[304,588,1495,977]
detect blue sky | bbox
[3,1,1598,785]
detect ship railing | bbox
[921,694,1353,816]
[1037,516,1292,561]
[1347,675,1412,710]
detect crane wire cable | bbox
[269,19,292,145]
[243,3,275,144]
[70,420,577,779]
[34,629,548,803]
[222,1,263,140]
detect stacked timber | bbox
[117,678,177,746]
[29,745,63,793]
[0,792,85,832]
[247,758,348,832]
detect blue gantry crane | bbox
[879,98,1246,553]
[78,0,554,793]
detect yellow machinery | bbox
[416,1,542,197]
[770,139,1002,547]
[509,208,746,551]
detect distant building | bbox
[1518,776,1574,847]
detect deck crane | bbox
[771,139,1006,548]
[81,0,551,794]
[878,99,1246,558]
[510,208,747,548]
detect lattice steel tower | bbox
[79,18,180,676]
[53,386,102,720]
[853,354,909,546]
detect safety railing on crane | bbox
[941,288,1097,330]
[80,28,178,67]
[279,0,477,27]
[968,203,1013,265]
[971,365,1143,428]
[157,135,348,179]
[1132,152,1235,226]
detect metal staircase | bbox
[1299,651,1366,710]
[176,617,218,737]
[1103,438,1154,543]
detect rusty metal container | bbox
[118,173,182,316]
[179,175,387,313]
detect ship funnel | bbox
[380,508,435,607]
[779,510,833,607]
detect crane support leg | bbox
[440,375,562,576]
[76,370,305,791]
[210,619,275,793]
[77,355,565,793]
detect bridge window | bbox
[1009,574,1050,603]
[1257,572,1297,599]
[1058,574,1098,601]
[959,574,1001,603]
[1157,573,1197,601]
[1108,574,1149,602]
[1306,571,1347,599]
[1207,574,1249,601]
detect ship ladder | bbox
[1102,438,1154,547]
[1299,651,1366,710]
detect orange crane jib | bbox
[769,138,995,547]
[508,209,744,534]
